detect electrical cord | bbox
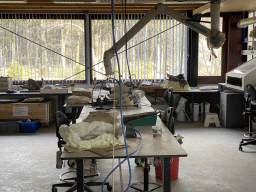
[101,126,143,191]
[112,3,132,191]
[101,0,132,191]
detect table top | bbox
[75,96,155,117]
[61,118,187,160]
[141,85,219,93]
[61,96,187,160]
[0,90,72,95]
[158,88,219,93]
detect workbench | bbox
[61,96,187,192]
[0,90,72,112]
[145,86,219,122]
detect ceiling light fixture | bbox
[0,0,26,3]
[165,0,210,3]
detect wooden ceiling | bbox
[0,0,208,13]
[1,0,255,14]
[193,0,256,15]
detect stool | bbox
[204,113,220,127]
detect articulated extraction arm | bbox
[104,2,225,76]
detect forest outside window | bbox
[198,17,223,77]
[91,13,188,82]
[0,13,85,84]
[0,13,188,83]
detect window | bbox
[198,17,223,76]
[91,14,188,82]
[0,13,188,83]
[0,13,85,83]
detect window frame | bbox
[197,13,226,84]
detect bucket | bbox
[155,157,179,181]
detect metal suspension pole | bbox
[84,11,91,84]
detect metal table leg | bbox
[130,157,162,192]
[76,159,84,192]
[144,158,149,191]
[58,95,65,112]
[163,157,171,191]
[203,93,206,121]
[72,107,77,124]
[191,93,194,122]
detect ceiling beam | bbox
[0,3,204,13]
[193,0,227,15]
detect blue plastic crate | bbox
[19,119,39,133]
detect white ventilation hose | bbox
[237,16,256,28]
[211,0,221,31]
[208,0,226,49]
[207,29,226,49]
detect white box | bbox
[190,103,199,121]
[200,102,210,119]
[225,57,256,91]
[40,87,71,94]
[0,77,13,92]
[176,97,187,122]
[176,97,187,113]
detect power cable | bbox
[102,126,143,192]
[101,0,131,191]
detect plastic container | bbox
[176,97,187,122]
[190,103,199,121]
[152,126,162,137]
[19,119,39,133]
[0,120,20,134]
[200,102,210,119]
[177,110,185,122]
[155,157,179,181]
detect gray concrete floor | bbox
[1,121,256,192]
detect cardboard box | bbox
[0,100,55,124]
[72,88,92,98]
[40,87,71,94]
[0,77,13,92]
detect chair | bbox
[161,107,176,135]
[52,111,112,192]
[161,87,176,134]
[239,84,256,151]
[163,87,174,107]
[153,88,167,105]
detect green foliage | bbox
[74,64,85,80]
[7,61,22,80]
[7,61,35,80]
